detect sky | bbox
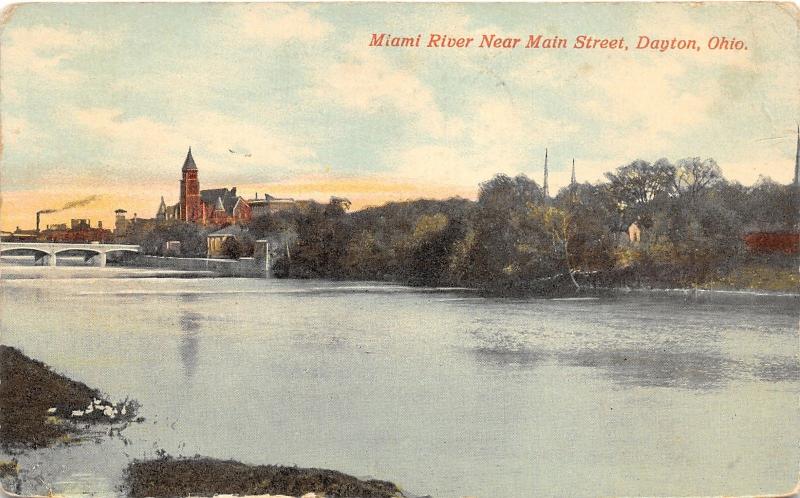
[1,2,798,231]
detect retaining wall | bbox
[130,255,269,277]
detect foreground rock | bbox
[0,345,139,449]
[124,456,404,498]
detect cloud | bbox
[2,25,107,83]
[70,107,318,185]
[310,42,467,140]
[1,115,32,147]
[388,96,579,189]
[234,4,332,44]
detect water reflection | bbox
[178,310,201,381]
[562,347,739,390]
[472,346,543,368]
[469,327,543,368]
[754,356,800,383]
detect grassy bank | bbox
[0,345,139,449]
[124,456,404,498]
[705,264,800,293]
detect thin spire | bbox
[543,148,549,198]
[156,196,167,219]
[794,124,799,187]
[571,158,576,186]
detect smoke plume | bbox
[37,195,99,215]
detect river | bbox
[1,261,798,497]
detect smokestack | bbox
[36,212,40,233]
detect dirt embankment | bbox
[0,345,139,449]
[0,346,405,497]
[124,456,404,498]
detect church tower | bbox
[180,147,202,222]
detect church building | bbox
[157,148,252,225]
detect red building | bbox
[40,219,113,243]
[157,148,252,225]
[744,232,799,254]
[742,127,800,254]
[180,149,203,222]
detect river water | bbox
[1,261,798,498]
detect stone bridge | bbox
[0,242,141,267]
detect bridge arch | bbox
[0,247,51,257]
[104,248,141,256]
[53,248,102,256]
[0,246,54,266]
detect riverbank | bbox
[0,345,140,450]
[0,346,407,498]
[124,456,404,498]
[126,255,268,277]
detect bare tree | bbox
[672,157,722,201]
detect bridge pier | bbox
[33,253,56,266]
[95,252,107,268]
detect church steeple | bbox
[182,147,197,171]
[156,196,167,221]
[543,148,549,198]
[570,158,576,186]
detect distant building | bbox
[163,240,182,256]
[207,225,248,258]
[113,209,156,243]
[744,232,799,254]
[115,209,129,237]
[71,219,90,231]
[158,148,252,225]
[628,222,641,244]
[8,228,39,241]
[40,219,112,243]
[248,193,314,217]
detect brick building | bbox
[157,148,252,225]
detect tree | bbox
[530,205,581,289]
[221,237,243,259]
[605,159,675,224]
[466,174,557,291]
[743,176,798,230]
[672,157,722,201]
[555,183,617,271]
[139,221,208,257]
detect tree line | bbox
[137,157,799,294]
